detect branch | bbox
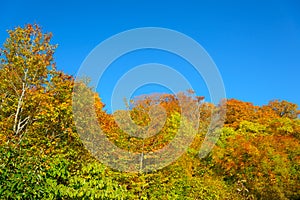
[13,69,28,135]
[17,116,30,141]
[16,116,30,136]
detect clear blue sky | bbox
[1,0,300,112]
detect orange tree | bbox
[213,99,300,199]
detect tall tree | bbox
[0,24,56,141]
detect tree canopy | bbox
[0,24,299,199]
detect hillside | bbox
[0,24,299,200]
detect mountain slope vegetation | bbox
[0,24,299,199]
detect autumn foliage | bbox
[0,24,299,199]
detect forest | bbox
[0,24,299,199]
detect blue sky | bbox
[1,0,300,112]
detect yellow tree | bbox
[0,24,56,141]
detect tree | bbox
[0,24,56,141]
[224,99,259,129]
[267,100,299,119]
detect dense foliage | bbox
[0,24,299,199]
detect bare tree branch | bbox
[13,69,29,136]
